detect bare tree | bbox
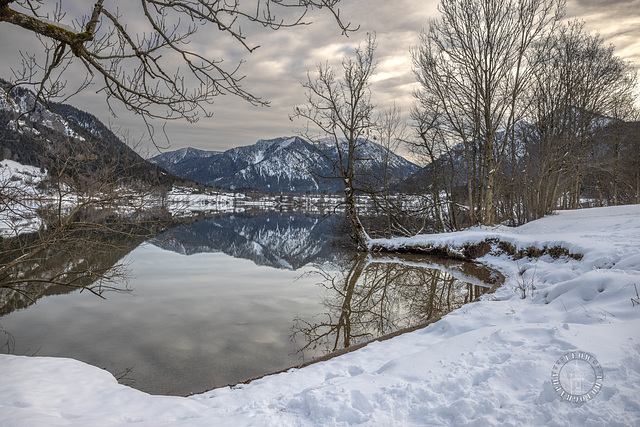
[0,0,353,141]
[606,78,639,206]
[412,0,564,226]
[293,33,377,251]
[366,105,413,238]
[524,20,637,215]
[406,100,463,231]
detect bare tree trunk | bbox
[636,168,640,204]
[484,153,495,226]
[344,186,370,251]
[613,139,619,206]
[466,142,477,226]
[293,34,377,251]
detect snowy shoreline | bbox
[1,205,639,426]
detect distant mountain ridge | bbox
[150,136,420,194]
[150,147,222,171]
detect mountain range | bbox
[149,136,420,194]
[1,81,420,195]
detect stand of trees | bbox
[297,0,638,245]
[410,0,638,229]
[517,21,639,220]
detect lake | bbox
[0,213,493,396]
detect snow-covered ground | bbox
[0,160,48,237]
[1,205,639,426]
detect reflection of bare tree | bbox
[0,326,14,353]
[293,253,367,353]
[293,254,489,357]
[0,227,154,316]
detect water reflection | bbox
[152,213,337,269]
[0,213,495,396]
[0,231,146,316]
[293,253,489,357]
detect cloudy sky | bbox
[1,0,638,157]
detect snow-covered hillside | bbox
[1,204,638,425]
[1,81,183,194]
[0,84,86,142]
[150,147,222,171]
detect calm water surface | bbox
[0,214,491,395]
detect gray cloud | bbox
[571,0,637,8]
[565,0,640,76]
[0,1,637,155]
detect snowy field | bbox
[1,204,639,426]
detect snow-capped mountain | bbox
[149,136,420,193]
[150,147,222,171]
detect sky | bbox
[0,0,639,157]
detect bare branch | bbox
[1,0,354,146]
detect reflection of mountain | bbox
[152,214,338,269]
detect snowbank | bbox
[1,205,639,426]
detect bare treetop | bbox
[0,0,354,141]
